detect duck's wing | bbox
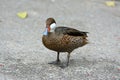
[55,27,88,37]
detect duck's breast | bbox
[42,34,62,52]
[42,33,88,52]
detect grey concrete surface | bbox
[0,0,120,80]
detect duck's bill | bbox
[43,28,48,35]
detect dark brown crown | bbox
[46,18,56,27]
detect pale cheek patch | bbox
[50,23,56,32]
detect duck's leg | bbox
[56,52,60,62]
[66,52,70,66]
[48,52,61,65]
[60,52,71,68]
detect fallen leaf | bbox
[105,1,115,7]
[17,11,28,19]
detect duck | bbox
[42,18,88,68]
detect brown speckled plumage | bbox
[42,18,88,68]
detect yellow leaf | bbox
[105,1,115,7]
[17,12,28,19]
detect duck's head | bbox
[43,18,56,35]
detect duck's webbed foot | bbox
[48,60,61,65]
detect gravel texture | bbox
[0,0,120,80]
